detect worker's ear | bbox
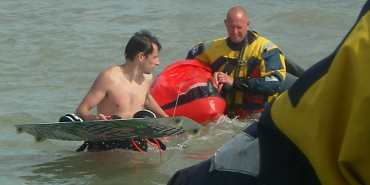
[137,52,145,61]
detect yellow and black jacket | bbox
[187,31,286,113]
[258,1,370,184]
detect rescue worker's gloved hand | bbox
[220,84,232,96]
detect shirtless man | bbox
[60,30,168,152]
[75,29,168,121]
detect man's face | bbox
[224,14,250,43]
[141,44,160,74]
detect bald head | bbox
[226,6,248,21]
[224,6,250,43]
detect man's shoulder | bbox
[203,37,228,51]
[194,37,227,49]
[96,65,122,80]
[105,65,122,71]
[187,37,228,60]
[248,30,272,43]
[247,31,277,51]
[101,65,122,74]
[143,73,153,82]
[211,37,228,44]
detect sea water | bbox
[0,0,365,184]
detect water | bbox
[0,0,365,184]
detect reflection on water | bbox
[21,152,170,184]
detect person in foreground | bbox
[168,1,370,184]
[60,30,168,152]
[186,6,300,119]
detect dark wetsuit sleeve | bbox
[233,48,285,95]
[233,75,282,95]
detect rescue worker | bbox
[186,6,289,118]
[168,1,370,184]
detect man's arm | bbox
[234,48,286,95]
[75,71,111,121]
[186,43,204,59]
[186,42,212,65]
[144,92,169,118]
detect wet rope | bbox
[172,82,185,117]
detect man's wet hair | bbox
[124,29,162,61]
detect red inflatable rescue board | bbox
[150,60,226,125]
